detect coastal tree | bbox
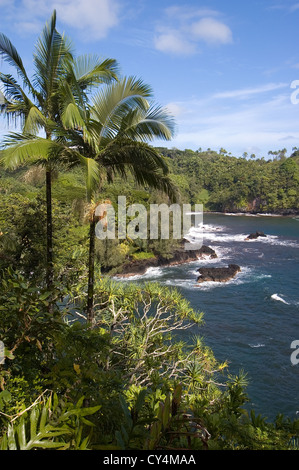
[58,76,178,323]
[0,10,118,294]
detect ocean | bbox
[119,213,299,421]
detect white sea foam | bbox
[144,267,164,277]
[186,223,246,245]
[271,294,290,305]
[115,266,165,281]
[258,236,299,248]
[163,279,197,290]
[249,343,266,348]
[186,223,299,248]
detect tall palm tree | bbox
[61,76,178,323]
[0,11,118,293]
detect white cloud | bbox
[190,17,233,45]
[154,6,233,55]
[53,0,121,40]
[154,30,196,56]
[3,0,121,41]
[164,102,187,117]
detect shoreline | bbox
[114,211,298,279]
[204,210,299,218]
[114,245,217,279]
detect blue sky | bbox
[1,0,299,158]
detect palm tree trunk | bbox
[87,216,96,324]
[46,169,54,304]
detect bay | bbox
[122,213,299,421]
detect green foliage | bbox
[156,147,299,213]
[0,269,66,380]
[0,392,101,450]
[132,251,155,260]
[2,9,298,452]
[0,270,298,450]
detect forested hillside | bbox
[1,146,299,277]
[160,147,299,214]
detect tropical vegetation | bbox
[160,146,299,214]
[0,12,299,451]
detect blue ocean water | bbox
[121,213,299,421]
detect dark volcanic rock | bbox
[198,245,218,259]
[246,231,267,240]
[197,264,241,283]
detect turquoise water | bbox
[121,213,299,421]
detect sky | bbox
[1,0,299,158]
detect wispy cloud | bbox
[213,82,288,100]
[162,83,299,156]
[267,1,299,13]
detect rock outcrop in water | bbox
[245,231,267,240]
[197,264,241,283]
[198,245,218,259]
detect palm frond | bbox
[23,105,48,134]
[90,76,153,142]
[33,10,73,106]
[0,133,60,169]
[72,54,119,90]
[0,73,28,103]
[0,73,38,128]
[0,32,34,94]
[118,105,176,142]
[59,80,86,130]
[74,152,101,202]
[98,140,179,202]
[0,89,5,111]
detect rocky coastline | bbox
[115,245,218,279]
[115,244,242,284]
[115,225,273,284]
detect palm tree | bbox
[0,11,118,293]
[61,76,178,323]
